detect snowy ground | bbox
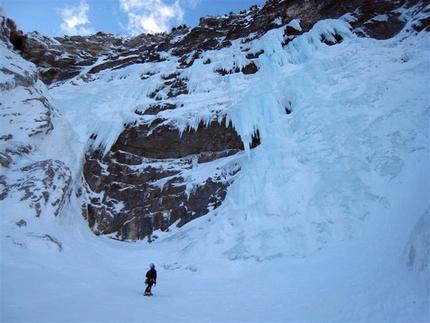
[1,4,430,323]
[2,181,429,323]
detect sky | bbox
[1,0,268,36]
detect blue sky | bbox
[1,0,267,36]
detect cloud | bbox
[186,0,200,9]
[59,0,94,35]
[119,0,185,35]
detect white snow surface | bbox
[1,7,430,323]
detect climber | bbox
[144,263,157,296]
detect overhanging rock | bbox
[82,118,246,241]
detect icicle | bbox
[88,120,126,157]
[184,175,195,200]
[229,81,285,157]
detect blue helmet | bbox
[149,263,155,269]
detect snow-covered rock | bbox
[2,0,429,243]
[404,207,430,288]
[1,16,73,251]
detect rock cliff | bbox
[1,0,428,241]
[0,17,73,223]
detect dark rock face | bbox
[112,120,244,159]
[82,119,243,241]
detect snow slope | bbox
[1,4,429,323]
